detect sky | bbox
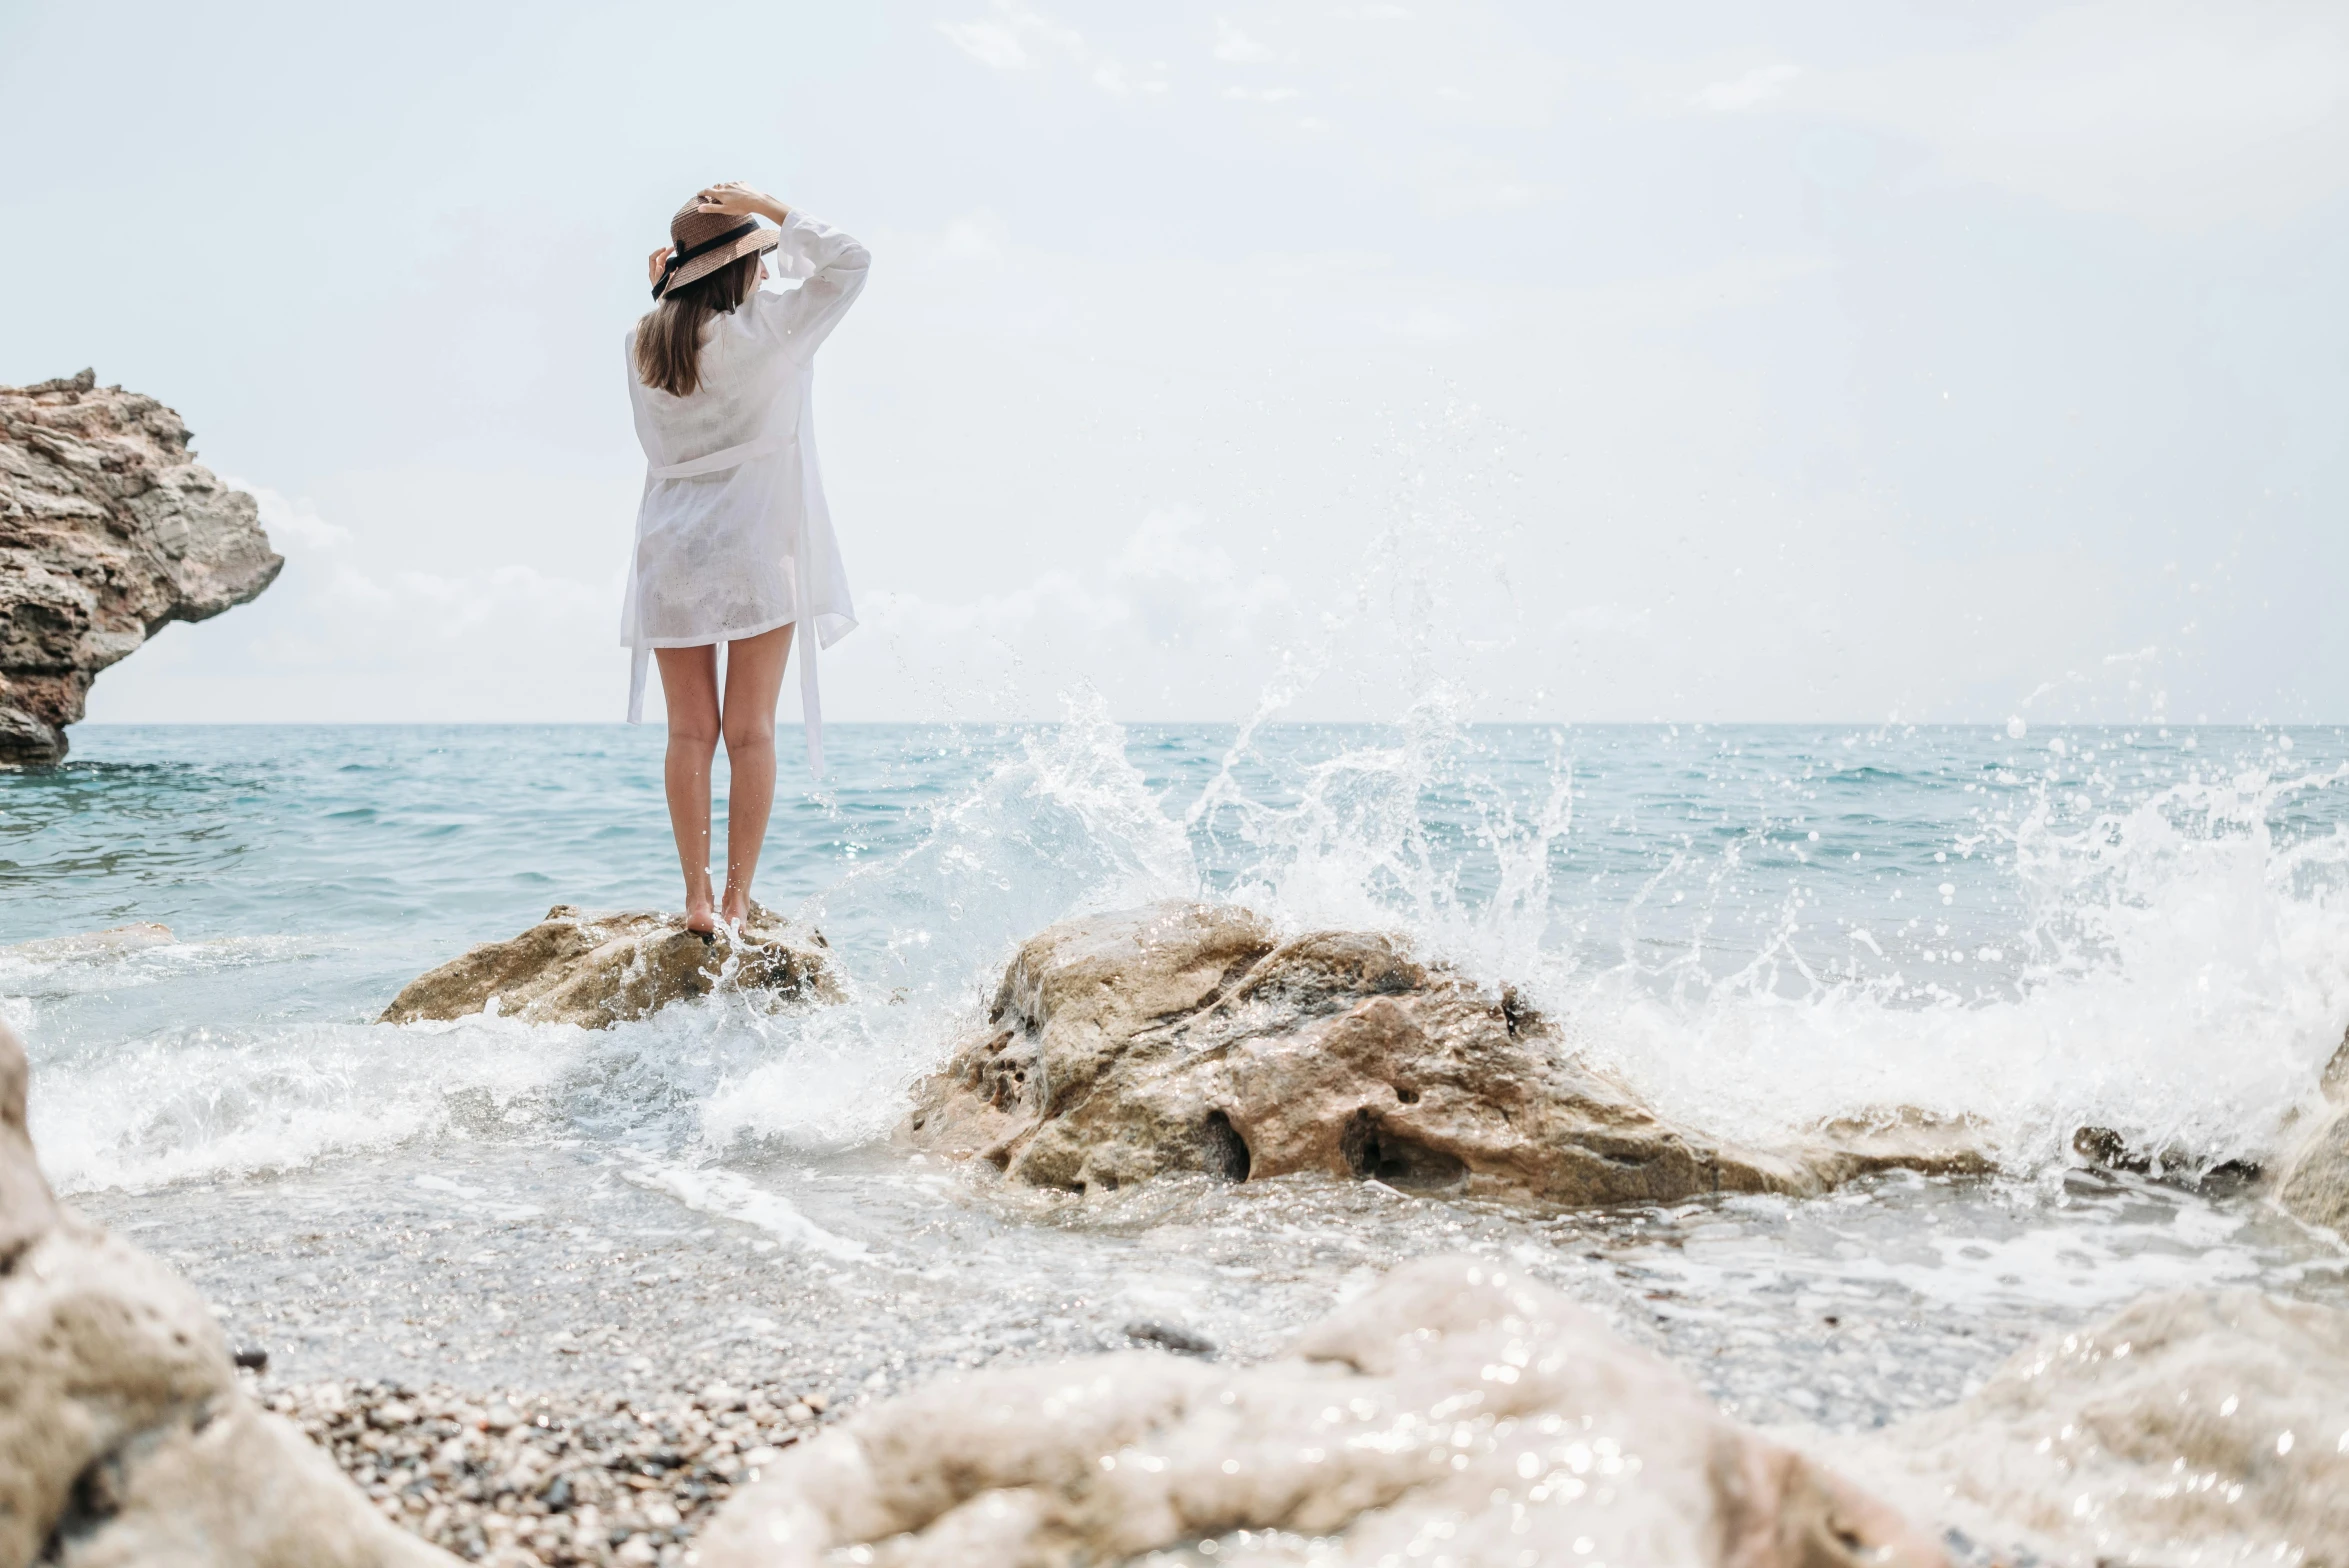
[3,0,2345,728]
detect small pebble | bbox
[267,1377,829,1565]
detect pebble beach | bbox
[263,1375,824,1566]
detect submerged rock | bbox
[0,922,175,966]
[380,902,841,1030]
[0,370,281,764]
[696,1252,1945,1567]
[0,1017,456,1566]
[1839,1286,2349,1564]
[901,903,1986,1206]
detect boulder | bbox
[0,370,280,765]
[1838,1286,2349,1565]
[0,1016,456,1566]
[380,902,842,1030]
[695,1253,1945,1568]
[0,1014,57,1269]
[2270,1034,2349,1233]
[901,903,1986,1205]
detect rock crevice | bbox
[0,369,280,764]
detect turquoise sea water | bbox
[6,717,2348,1418]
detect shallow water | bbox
[7,718,2348,1422]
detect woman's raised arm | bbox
[696,182,871,359]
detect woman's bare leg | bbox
[655,644,722,933]
[717,622,795,925]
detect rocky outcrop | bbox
[901,903,1986,1205]
[381,903,842,1030]
[0,1017,456,1567]
[1838,1286,2349,1565]
[695,1253,1945,1568]
[0,370,281,764]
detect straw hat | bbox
[650,197,781,301]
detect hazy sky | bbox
[4,0,2344,727]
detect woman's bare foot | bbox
[684,874,719,936]
[719,884,752,929]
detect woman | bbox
[622,182,868,933]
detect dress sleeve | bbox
[753,210,871,359]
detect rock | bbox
[379,902,841,1029]
[694,1253,1945,1568]
[2068,1123,2260,1189]
[0,1016,455,1566]
[1123,1320,1216,1356]
[2071,1034,2349,1214]
[0,370,280,765]
[0,1012,57,1268]
[901,902,1987,1205]
[2270,1033,2349,1233]
[0,923,175,965]
[1837,1286,2349,1565]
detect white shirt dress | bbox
[620,209,870,773]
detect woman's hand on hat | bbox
[646,246,675,287]
[695,182,789,224]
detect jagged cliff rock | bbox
[0,1017,457,1567]
[900,902,1988,1206]
[0,369,280,764]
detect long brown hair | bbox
[634,252,760,398]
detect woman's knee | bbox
[668,710,721,751]
[722,712,776,755]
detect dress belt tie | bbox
[649,438,775,480]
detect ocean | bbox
[5,715,2346,1429]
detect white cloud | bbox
[935,214,1009,265]
[937,2,1169,97]
[1408,148,1554,213]
[840,510,1299,718]
[1377,307,1467,343]
[937,3,1088,72]
[936,17,1034,71]
[227,481,349,550]
[1214,17,1276,65]
[1691,62,1799,113]
[88,482,621,723]
[1746,2,2349,225]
